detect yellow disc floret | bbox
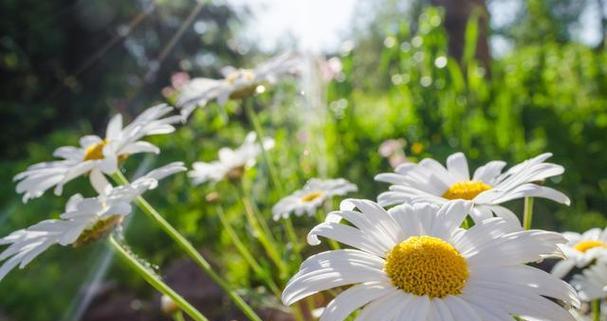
[83,140,108,161]
[443,181,491,200]
[574,240,607,253]
[73,215,123,248]
[384,235,469,298]
[300,191,324,203]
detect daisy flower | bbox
[571,259,607,301]
[552,228,607,278]
[272,178,357,220]
[175,52,301,118]
[376,152,570,226]
[188,132,274,185]
[282,199,579,321]
[14,104,180,202]
[0,162,185,281]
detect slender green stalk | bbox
[243,100,302,258]
[172,311,186,321]
[243,100,281,190]
[593,300,601,321]
[236,186,289,279]
[523,197,534,230]
[216,205,281,296]
[108,235,208,321]
[111,172,262,321]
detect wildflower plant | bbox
[4,17,607,321]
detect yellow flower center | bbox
[83,140,108,161]
[384,235,469,298]
[225,69,257,99]
[300,191,324,203]
[73,215,123,247]
[226,165,245,181]
[574,240,607,253]
[442,181,492,200]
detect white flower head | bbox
[283,199,579,321]
[272,178,358,220]
[552,228,607,278]
[188,132,274,185]
[571,259,607,301]
[0,162,185,281]
[14,104,181,202]
[376,152,570,227]
[176,52,302,118]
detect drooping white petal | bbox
[319,282,394,321]
[282,250,387,306]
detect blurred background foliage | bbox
[1,0,607,320]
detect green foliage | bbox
[326,7,607,230]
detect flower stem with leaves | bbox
[109,235,208,321]
[111,172,263,321]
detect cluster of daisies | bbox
[279,152,606,321]
[3,51,607,321]
[1,54,302,281]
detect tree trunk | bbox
[430,0,491,70]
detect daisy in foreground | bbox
[282,199,579,321]
[376,152,570,226]
[0,162,185,280]
[175,52,301,118]
[552,227,607,278]
[14,104,180,202]
[272,178,357,220]
[188,132,274,185]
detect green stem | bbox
[236,185,289,280]
[108,235,208,321]
[523,197,534,230]
[243,100,302,259]
[172,311,186,321]
[112,172,262,321]
[243,100,282,191]
[216,205,281,297]
[593,300,601,321]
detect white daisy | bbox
[571,260,607,301]
[376,152,570,226]
[552,228,607,278]
[282,198,579,321]
[188,132,274,185]
[14,104,181,202]
[175,52,301,118]
[272,178,358,220]
[0,162,185,280]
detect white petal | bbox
[106,114,123,140]
[119,141,160,155]
[319,282,394,321]
[282,250,387,305]
[446,152,470,181]
[473,160,507,184]
[443,296,482,321]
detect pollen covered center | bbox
[384,235,469,298]
[73,215,123,247]
[83,140,108,161]
[443,180,491,200]
[300,191,324,203]
[574,240,607,253]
